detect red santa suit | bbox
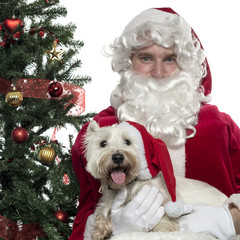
[69,104,240,239]
[69,8,240,240]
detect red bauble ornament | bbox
[48,82,63,98]
[12,31,22,40]
[0,41,7,47]
[8,158,14,163]
[29,27,36,35]
[11,127,29,144]
[54,210,68,223]
[39,30,44,38]
[3,17,23,34]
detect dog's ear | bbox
[87,120,100,133]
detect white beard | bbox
[111,70,209,148]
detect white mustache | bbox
[124,70,193,93]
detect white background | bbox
[56,0,240,144]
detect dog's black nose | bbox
[112,153,124,165]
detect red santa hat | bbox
[118,121,184,218]
[122,8,212,96]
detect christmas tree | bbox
[0,0,94,239]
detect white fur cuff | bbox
[225,194,240,211]
[110,231,216,240]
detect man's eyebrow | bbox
[164,54,177,58]
[136,52,154,58]
[136,52,177,58]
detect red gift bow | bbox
[0,77,85,115]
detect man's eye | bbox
[100,140,107,148]
[141,57,151,62]
[164,57,176,62]
[124,139,131,146]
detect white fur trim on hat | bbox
[118,121,152,180]
[122,8,191,35]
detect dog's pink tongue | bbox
[111,171,126,184]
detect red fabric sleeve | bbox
[223,111,240,193]
[69,123,101,240]
[69,107,117,240]
[185,105,240,196]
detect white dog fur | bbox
[83,120,227,240]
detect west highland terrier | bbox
[83,120,227,240]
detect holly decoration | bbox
[39,145,56,163]
[0,16,54,46]
[11,127,29,144]
[54,210,68,223]
[48,81,63,98]
[39,30,44,38]
[29,26,53,39]
[1,17,24,47]
[0,38,10,48]
[5,86,23,107]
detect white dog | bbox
[83,120,227,240]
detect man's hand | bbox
[111,185,165,235]
[229,206,240,235]
[179,203,236,240]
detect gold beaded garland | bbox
[5,86,23,107]
[39,145,56,163]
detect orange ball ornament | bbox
[54,210,68,223]
[39,145,56,163]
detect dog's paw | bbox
[153,215,179,232]
[92,217,112,240]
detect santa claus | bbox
[69,8,240,240]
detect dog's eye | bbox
[124,139,131,146]
[100,140,107,148]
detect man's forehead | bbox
[135,44,175,56]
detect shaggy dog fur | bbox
[84,121,227,240]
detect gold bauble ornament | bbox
[39,145,56,163]
[5,86,23,107]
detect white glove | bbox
[111,185,165,235]
[179,203,236,240]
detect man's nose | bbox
[151,62,165,78]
